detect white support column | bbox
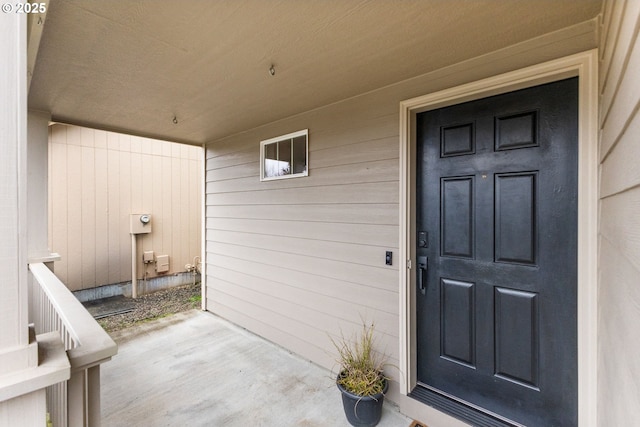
[0,0,29,361]
[27,111,59,266]
[0,10,51,427]
[1,10,71,427]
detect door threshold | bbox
[409,384,522,427]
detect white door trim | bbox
[398,49,598,426]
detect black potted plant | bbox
[332,322,388,427]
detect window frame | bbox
[259,129,309,181]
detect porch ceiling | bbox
[28,0,602,146]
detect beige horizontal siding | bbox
[598,236,640,426]
[206,258,398,316]
[600,111,640,198]
[205,20,599,381]
[205,99,402,372]
[208,155,398,192]
[598,0,623,91]
[600,51,640,159]
[207,241,397,291]
[210,273,399,348]
[49,124,202,291]
[209,229,394,268]
[204,145,399,199]
[597,1,640,425]
[207,282,399,370]
[601,188,640,265]
[599,0,640,125]
[205,108,398,163]
[209,296,336,370]
[207,181,399,206]
[207,218,398,247]
[207,203,398,224]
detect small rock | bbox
[98,282,201,332]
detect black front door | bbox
[414,78,578,427]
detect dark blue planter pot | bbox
[337,374,388,427]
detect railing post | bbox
[87,366,101,427]
[68,370,86,427]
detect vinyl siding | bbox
[204,19,599,398]
[598,0,640,425]
[49,124,202,291]
[205,112,402,370]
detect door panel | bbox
[441,177,474,258]
[494,287,538,388]
[441,278,475,367]
[494,172,537,264]
[414,78,578,427]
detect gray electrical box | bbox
[130,214,152,234]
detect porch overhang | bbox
[28,0,601,145]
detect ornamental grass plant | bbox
[332,322,388,397]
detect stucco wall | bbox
[597,1,640,425]
[49,124,202,292]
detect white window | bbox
[260,129,308,181]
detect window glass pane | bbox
[264,142,281,178]
[292,136,307,174]
[278,139,292,175]
[265,142,277,159]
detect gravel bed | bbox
[98,282,201,332]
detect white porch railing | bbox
[28,262,118,427]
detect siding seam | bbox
[206,228,399,246]
[599,181,640,201]
[206,215,399,226]
[207,180,399,196]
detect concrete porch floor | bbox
[101,309,413,426]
